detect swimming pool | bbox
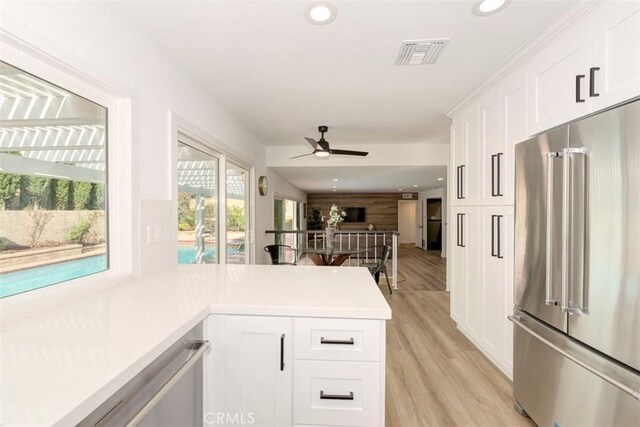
[0,247,235,298]
[0,254,108,298]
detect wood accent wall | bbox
[306,193,417,231]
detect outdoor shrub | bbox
[65,219,92,245]
[226,205,245,231]
[28,207,53,247]
[0,237,6,252]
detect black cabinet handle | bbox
[497,153,503,196]
[320,337,354,345]
[460,213,465,248]
[280,334,285,371]
[497,215,503,259]
[589,67,600,97]
[491,155,497,196]
[576,74,586,103]
[460,165,467,199]
[456,166,462,199]
[491,215,497,257]
[456,213,461,247]
[320,391,354,400]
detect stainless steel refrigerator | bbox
[512,99,640,426]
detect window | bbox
[177,142,219,264]
[226,161,249,264]
[0,61,108,298]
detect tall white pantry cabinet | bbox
[447,0,640,378]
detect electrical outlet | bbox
[147,224,162,245]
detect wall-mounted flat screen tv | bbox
[343,207,365,222]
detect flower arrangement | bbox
[325,204,346,227]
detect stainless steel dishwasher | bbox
[79,324,209,427]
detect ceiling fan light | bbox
[315,150,330,158]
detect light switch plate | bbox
[147,224,162,245]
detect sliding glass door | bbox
[177,142,219,264]
[226,161,249,264]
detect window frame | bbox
[170,113,255,265]
[0,36,134,304]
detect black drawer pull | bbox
[320,337,355,345]
[320,391,354,400]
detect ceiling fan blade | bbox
[290,152,316,159]
[304,137,319,150]
[329,149,369,157]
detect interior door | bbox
[514,127,569,332]
[566,100,640,372]
[415,200,423,248]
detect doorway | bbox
[426,198,443,251]
[397,200,417,245]
[274,197,299,247]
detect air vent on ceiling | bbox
[395,39,450,65]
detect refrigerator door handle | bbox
[561,147,588,315]
[545,152,562,305]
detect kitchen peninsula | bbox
[1,265,391,426]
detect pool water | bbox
[0,254,108,298]
[1,247,235,299]
[177,247,216,264]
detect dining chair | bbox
[360,245,393,294]
[264,244,298,265]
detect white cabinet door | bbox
[225,316,292,427]
[500,69,527,206]
[450,120,464,207]
[450,206,479,335]
[527,19,592,135]
[478,206,514,376]
[449,205,467,325]
[457,105,480,205]
[478,89,502,205]
[590,1,640,111]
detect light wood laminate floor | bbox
[384,245,534,427]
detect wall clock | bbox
[258,175,269,196]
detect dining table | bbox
[300,248,368,266]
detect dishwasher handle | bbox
[125,340,211,427]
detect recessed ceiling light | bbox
[304,1,337,25]
[332,189,337,192]
[437,177,444,181]
[332,178,339,182]
[332,185,337,188]
[472,0,510,16]
[398,188,403,191]
[413,184,418,187]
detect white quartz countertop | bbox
[0,264,391,426]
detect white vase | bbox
[325,226,336,250]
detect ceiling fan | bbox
[290,126,369,159]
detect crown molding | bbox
[444,0,605,118]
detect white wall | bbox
[1,2,305,272]
[418,187,447,257]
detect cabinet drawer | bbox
[294,360,381,427]
[294,318,381,361]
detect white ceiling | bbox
[118,0,576,148]
[270,165,447,192]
